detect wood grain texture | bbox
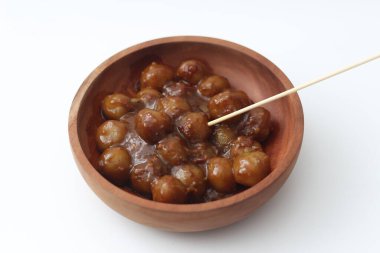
[68,36,304,232]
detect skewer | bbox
[208,53,380,126]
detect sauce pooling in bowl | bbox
[95,60,272,204]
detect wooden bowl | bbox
[68,36,304,232]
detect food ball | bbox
[212,125,236,152]
[135,109,172,144]
[176,112,211,143]
[98,147,131,186]
[130,155,166,195]
[238,107,271,141]
[171,164,206,201]
[137,87,162,107]
[155,96,191,119]
[140,62,174,91]
[208,90,251,120]
[188,142,218,164]
[151,175,187,204]
[229,136,263,158]
[207,157,236,193]
[96,120,128,151]
[101,93,135,120]
[198,75,230,97]
[232,151,270,187]
[156,135,188,166]
[176,60,207,85]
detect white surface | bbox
[1,0,379,252]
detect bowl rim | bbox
[68,35,304,213]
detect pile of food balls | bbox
[95,59,272,204]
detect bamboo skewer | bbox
[208,53,380,126]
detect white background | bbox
[1,0,379,252]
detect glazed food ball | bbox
[172,164,206,201]
[176,60,207,85]
[137,87,162,107]
[232,151,270,187]
[212,125,236,152]
[156,136,188,166]
[198,75,230,97]
[163,81,191,97]
[140,62,174,91]
[230,136,263,158]
[155,96,191,119]
[151,175,187,204]
[101,93,135,120]
[130,155,166,195]
[238,107,271,141]
[135,109,172,144]
[188,142,218,164]
[98,147,131,186]
[176,112,211,143]
[207,157,236,193]
[208,90,251,120]
[96,120,128,151]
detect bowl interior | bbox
[76,39,302,202]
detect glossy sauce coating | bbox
[176,60,207,85]
[208,90,251,123]
[232,151,270,186]
[230,136,263,158]
[98,147,131,186]
[137,88,162,108]
[130,155,166,195]
[96,120,128,151]
[135,108,172,144]
[156,136,188,165]
[95,59,273,204]
[207,157,236,193]
[151,175,187,203]
[238,107,271,141]
[176,112,211,143]
[162,81,191,97]
[188,142,218,164]
[155,96,191,119]
[171,164,206,201]
[140,62,174,91]
[212,125,236,152]
[198,75,230,97]
[101,93,135,120]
